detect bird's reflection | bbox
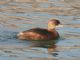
[28,39,59,53]
[28,39,59,57]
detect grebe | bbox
[17,19,61,40]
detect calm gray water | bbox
[0,0,80,60]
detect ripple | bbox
[0,0,80,60]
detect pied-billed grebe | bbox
[17,19,61,40]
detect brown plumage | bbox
[17,19,60,40]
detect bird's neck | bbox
[48,28,55,32]
[48,28,59,38]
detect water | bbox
[0,0,80,60]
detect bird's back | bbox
[24,28,52,35]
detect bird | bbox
[17,19,61,41]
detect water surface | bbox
[0,0,80,60]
